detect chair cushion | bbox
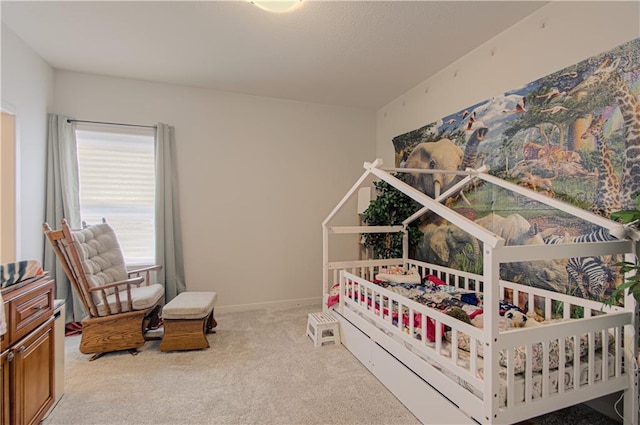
[163,292,218,320]
[69,223,128,300]
[96,283,164,317]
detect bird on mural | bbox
[535,88,561,100]
[561,71,579,78]
[446,118,457,124]
[540,105,569,114]
[458,109,471,118]
[502,97,527,113]
[465,111,476,131]
[465,112,477,130]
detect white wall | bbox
[1,23,54,261]
[377,1,640,164]
[10,0,636,311]
[53,71,375,310]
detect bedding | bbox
[448,320,611,374]
[331,277,613,378]
[434,339,614,408]
[470,346,615,407]
[327,279,517,343]
[327,278,483,311]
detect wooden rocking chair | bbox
[44,219,164,360]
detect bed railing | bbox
[334,262,633,423]
[327,258,403,284]
[407,258,484,292]
[339,270,485,392]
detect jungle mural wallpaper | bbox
[392,37,640,304]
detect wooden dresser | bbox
[1,275,55,425]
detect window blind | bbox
[76,128,156,266]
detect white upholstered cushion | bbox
[163,292,218,320]
[70,223,128,295]
[95,283,165,316]
[68,222,164,316]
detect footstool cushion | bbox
[159,292,217,352]
[162,292,217,320]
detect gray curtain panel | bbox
[43,114,85,322]
[155,123,186,303]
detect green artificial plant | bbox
[361,175,423,259]
[604,194,640,307]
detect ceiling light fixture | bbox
[250,1,302,13]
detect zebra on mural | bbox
[543,228,615,300]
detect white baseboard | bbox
[215,297,321,314]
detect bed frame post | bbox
[322,160,381,313]
[402,224,408,268]
[483,244,501,424]
[323,226,329,312]
[623,243,639,425]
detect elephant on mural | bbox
[417,222,480,268]
[404,138,463,198]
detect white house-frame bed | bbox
[322,159,639,424]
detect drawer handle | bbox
[33,305,43,310]
[18,346,26,354]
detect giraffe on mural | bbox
[571,57,640,211]
[580,114,621,217]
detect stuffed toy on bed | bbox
[470,308,541,329]
[504,309,541,328]
[444,307,472,333]
[446,307,471,324]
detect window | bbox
[75,126,156,266]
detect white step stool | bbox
[306,312,340,347]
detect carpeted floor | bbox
[43,304,421,425]
[43,304,623,425]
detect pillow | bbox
[376,267,421,284]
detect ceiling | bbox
[1,1,549,110]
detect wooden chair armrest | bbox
[128,265,162,286]
[128,265,162,275]
[87,277,145,314]
[87,277,145,292]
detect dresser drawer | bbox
[4,279,54,346]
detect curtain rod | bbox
[67,119,157,129]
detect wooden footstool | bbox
[159,292,218,352]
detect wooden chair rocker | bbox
[44,219,164,360]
